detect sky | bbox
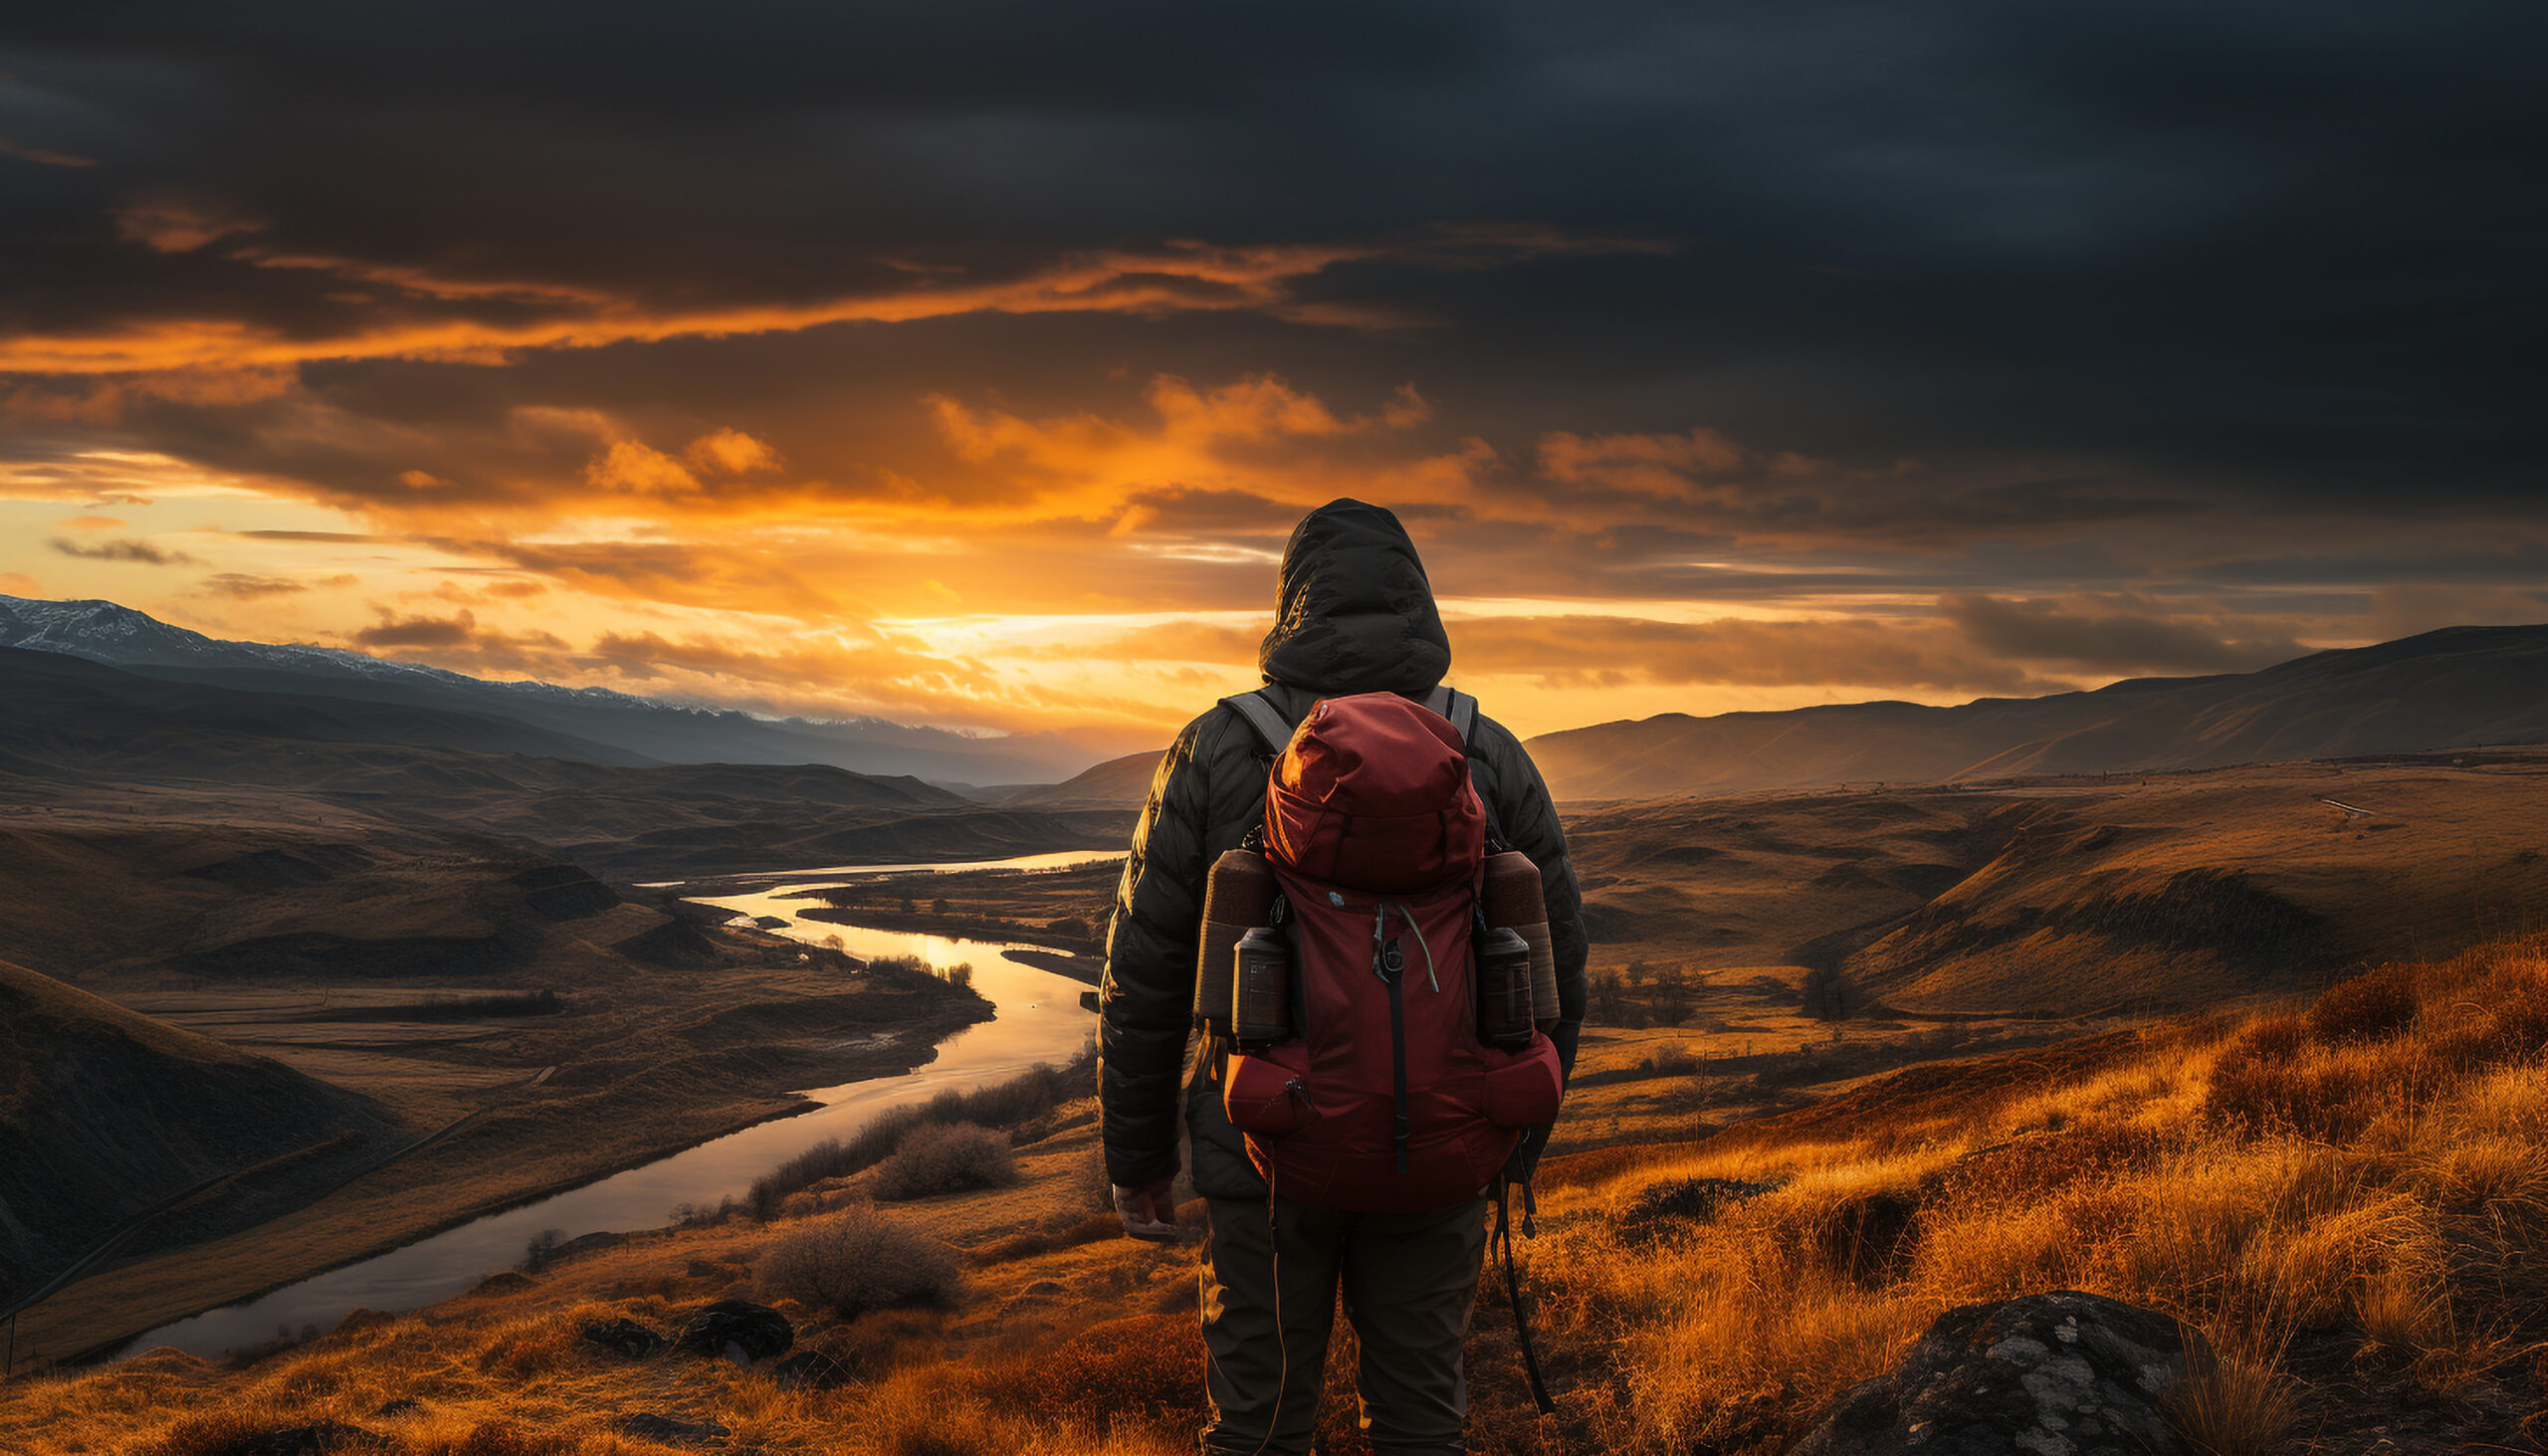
[2,2,2541,752]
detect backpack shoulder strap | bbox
[1225,683,1477,754]
[1219,686,1301,757]
[1421,685,1478,744]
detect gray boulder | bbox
[229,1424,387,1455]
[615,1412,732,1444]
[1613,1176,1775,1243]
[771,1348,857,1390]
[1791,1291,2205,1456]
[580,1317,669,1358]
[672,1298,793,1363]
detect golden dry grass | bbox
[4,936,2541,1455]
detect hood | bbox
[1258,499,1451,696]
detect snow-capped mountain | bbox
[0,595,1112,785]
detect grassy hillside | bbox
[6,936,2537,1453]
[1007,751,1162,809]
[0,959,402,1306]
[1562,750,2548,1020]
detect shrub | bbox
[871,1122,1019,1201]
[746,1044,1094,1215]
[2306,962,2418,1043]
[520,1227,564,1272]
[760,1209,962,1318]
[1637,1044,1699,1078]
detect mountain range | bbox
[1527,623,2548,799]
[9,595,2546,802]
[0,595,1117,787]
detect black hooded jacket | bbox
[1097,499,1591,1200]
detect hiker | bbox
[1098,498,1590,1455]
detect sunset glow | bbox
[4,10,2539,759]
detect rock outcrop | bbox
[615,1412,732,1444]
[580,1317,669,1358]
[1790,1291,2205,1456]
[672,1298,793,1364]
[770,1348,856,1390]
[1611,1175,1775,1243]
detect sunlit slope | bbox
[1007,750,1162,808]
[1845,757,2548,1015]
[1531,623,2548,800]
[0,957,401,1307]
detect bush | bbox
[760,1209,961,1318]
[520,1227,564,1272]
[871,1122,1019,1201]
[2306,961,2419,1043]
[746,1044,1093,1215]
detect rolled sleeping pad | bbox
[1195,848,1279,1033]
[1483,850,1561,1032]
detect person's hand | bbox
[1112,1177,1179,1242]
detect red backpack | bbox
[1217,690,1564,1213]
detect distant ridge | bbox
[1007,749,1163,808]
[1529,623,2548,800]
[0,595,1119,785]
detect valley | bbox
[0,614,2542,1454]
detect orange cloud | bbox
[113,200,264,253]
[3,364,301,425]
[684,428,781,476]
[243,252,615,306]
[56,515,127,530]
[0,138,94,167]
[0,229,1652,374]
[583,440,702,497]
[916,374,1479,525]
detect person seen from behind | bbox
[1098,498,1591,1455]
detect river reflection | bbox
[119,850,1120,1359]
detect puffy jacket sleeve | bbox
[1097,714,1218,1188]
[1476,718,1590,1181]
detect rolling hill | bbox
[949,625,2548,808]
[1006,749,1164,807]
[1528,623,2548,800]
[0,957,402,1306]
[0,648,1132,880]
[0,595,1121,785]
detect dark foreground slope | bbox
[0,959,402,1306]
[1530,623,2548,800]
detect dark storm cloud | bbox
[1947,594,2305,674]
[3,0,2538,498]
[1,0,2541,727]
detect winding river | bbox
[117,850,1122,1359]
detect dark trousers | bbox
[1198,1192,1491,1456]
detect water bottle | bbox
[1477,926,1535,1049]
[1231,926,1294,1046]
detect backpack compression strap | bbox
[1219,684,1477,755]
[1421,684,1479,743]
